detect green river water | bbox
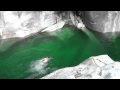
[0,26,120,79]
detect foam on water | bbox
[30,58,50,74]
[25,57,52,79]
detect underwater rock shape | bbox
[41,55,120,79]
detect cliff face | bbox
[1,11,120,39]
[41,55,120,79]
[0,11,83,39]
[0,11,62,39]
[81,11,120,33]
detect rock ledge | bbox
[41,55,120,79]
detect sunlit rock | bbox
[0,11,84,39]
[0,11,64,39]
[41,55,120,79]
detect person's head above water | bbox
[41,57,51,63]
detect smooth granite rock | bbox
[0,11,83,39]
[41,55,120,79]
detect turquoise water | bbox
[0,26,119,79]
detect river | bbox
[0,26,119,79]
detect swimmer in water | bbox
[41,57,51,63]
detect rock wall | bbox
[1,11,120,39]
[41,55,120,79]
[0,11,61,39]
[0,11,83,39]
[81,11,120,33]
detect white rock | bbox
[90,54,114,67]
[0,11,65,39]
[0,11,85,39]
[41,21,65,32]
[41,55,120,79]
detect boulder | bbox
[0,11,84,39]
[81,11,120,33]
[0,11,65,39]
[41,55,120,79]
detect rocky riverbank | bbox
[41,55,120,79]
[0,11,83,39]
[1,11,120,79]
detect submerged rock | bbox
[41,55,120,79]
